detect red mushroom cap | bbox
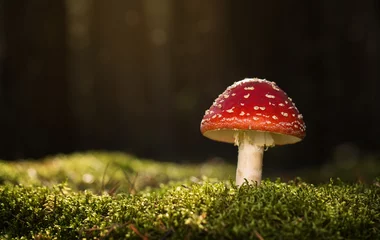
[200,78,306,145]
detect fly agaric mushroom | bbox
[200,78,306,186]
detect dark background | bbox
[0,1,379,171]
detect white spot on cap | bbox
[244,93,250,98]
[231,93,236,96]
[244,86,255,90]
[260,107,266,110]
[298,114,303,119]
[279,103,285,107]
[265,94,275,99]
[254,106,259,110]
[240,111,245,116]
[281,112,288,117]
[224,94,229,99]
[212,115,217,119]
[272,115,278,120]
[292,114,296,117]
[266,121,272,124]
[226,107,235,113]
[253,117,259,120]
[271,84,280,91]
[240,103,245,106]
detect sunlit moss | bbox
[0,152,379,239]
[0,152,235,193]
[1,179,379,239]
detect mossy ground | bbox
[0,152,379,239]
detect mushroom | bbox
[200,78,306,186]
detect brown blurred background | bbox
[0,0,379,171]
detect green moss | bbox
[1,179,379,239]
[1,151,379,191]
[0,152,235,193]
[0,152,379,239]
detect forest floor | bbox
[0,152,379,239]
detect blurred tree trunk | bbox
[171,0,232,158]
[0,0,5,156]
[65,0,96,149]
[343,0,380,148]
[143,0,174,158]
[317,0,380,151]
[90,1,151,154]
[0,0,4,92]
[2,1,70,158]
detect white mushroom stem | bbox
[235,132,270,186]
